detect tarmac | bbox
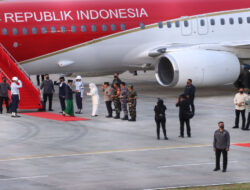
[0,71,249,190]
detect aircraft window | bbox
[111,24,117,31]
[22,27,28,35]
[91,25,97,32]
[81,25,86,32]
[51,26,56,33]
[238,17,243,24]
[41,27,47,34]
[210,19,215,26]
[2,28,8,35]
[200,19,205,26]
[247,17,250,23]
[32,27,38,34]
[102,24,107,32]
[12,28,18,35]
[71,26,76,33]
[158,22,163,28]
[120,23,126,31]
[184,20,189,27]
[61,26,66,33]
[229,18,234,25]
[140,23,145,29]
[220,18,225,25]
[167,21,172,28]
[175,21,180,27]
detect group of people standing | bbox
[0,76,22,117]
[233,88,250,130]
[154,79,196,140]
[102,73,137,121]
[38,73,137,120]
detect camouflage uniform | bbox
[128,90,137,119]
[112,87,120,117]
[120,86,129,117]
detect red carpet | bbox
[21,112,90,122]
[233,143,250,147]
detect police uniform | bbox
[128,89,137,121]
[112,86,121,119]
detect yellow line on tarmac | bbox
[0,144,210,162]
[0,142,248,162]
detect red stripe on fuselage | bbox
[0,0,249,62]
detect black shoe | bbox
[178,135,184,138]
[222,169,227,172]
[106,115,112,118]
[164,137,168,140]
[128,118,136,122]
[114,115,120,119]
[0,112,2,114]
[157,137,160,140]
[49,109,54,111]
[232,126,239,129]
[121,116,128,120]
[188,135,191,138]
[15,115,21,117]
[213,168,220,171]
[244,128,250,131]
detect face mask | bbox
[219,126,224,129]
[240,91,243,94]
[46,77,49,80]
[3,79,6,82]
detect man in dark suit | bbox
[184,79,196,114]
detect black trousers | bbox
[215,149,228,170]
[155,118,167,138]
[36,75,44,86]
[75,93,82,110]
[0,97,9,112]
[190,98,195,113]
[105,101,112,116]
[245,112,250,130]
[59,96,66,111]
[180,118,191,137]
[43,93,53,110]
[235,109,246,128]
[11,95,19,113]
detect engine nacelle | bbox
[155,49,241,87]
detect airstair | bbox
[0,43,42,110]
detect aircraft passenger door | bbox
[197,16,208,35]
[181,18,192,36]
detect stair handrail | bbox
[0,43,31,80]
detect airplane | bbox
[0,0,250,88]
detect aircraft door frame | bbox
[181,18,192,36]
[197,16,209,35]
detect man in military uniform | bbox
[128,85,137,121]
[120,82,129,120]
[111,82,121,119]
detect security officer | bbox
[154,99,168,140]
[112,72,122,87]
[128,85,137,121]
[184,79,196,114]
[0,77,11,114]
[120,82,129,120]
[176,94,192,138]
[213,121,230,172]
[40,74,55,111]
[111,82,121,119]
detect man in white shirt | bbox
[11,77,22,117]
[74,76,84,114]
[233,88,248,129]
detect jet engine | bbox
[155,49,241,87]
